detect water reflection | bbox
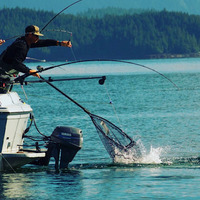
[0,173,33,199]
[0,168,83,200]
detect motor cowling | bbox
[35,126,83,169]
[50,126,83,169]
[51,126,83,149]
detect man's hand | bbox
[61,41,72,48]
[29,69,40,78]
[0,39,5,46]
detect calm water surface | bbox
[0,58,200,199]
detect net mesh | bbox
[90,113,136,160]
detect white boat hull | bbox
[0,92,46,171]
[0,152,45,171]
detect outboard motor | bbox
[37,126,83,169]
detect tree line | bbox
[0,7,200,61]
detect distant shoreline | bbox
[145,52,200,59]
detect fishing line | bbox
[64,30,77,61]
[21,84,28,100]
[103,83,123,129]
[70,46,78,61]
[61,29,77,61]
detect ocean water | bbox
[0,58,200,199]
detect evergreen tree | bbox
[1,8,200,60]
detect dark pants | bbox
[0,60,15,94]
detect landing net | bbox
[89,113,136,160]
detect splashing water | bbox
[113,139,168,164]
[139,146,163,164]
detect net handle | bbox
[40,76,136,150]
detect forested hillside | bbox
[2,0,200,15]
[0,8,200,61]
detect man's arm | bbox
[31,39,72,48]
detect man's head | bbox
[25,25,43,44]
[25,25,44,36]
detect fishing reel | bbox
[37,65,44,72]
[99,76,106,85]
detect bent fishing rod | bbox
[15,59,179,90]
[4,0,83,41]
[40,0,83,33]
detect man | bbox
[0,39,5,45]
[0,25,71,93]
[0,25,71,78]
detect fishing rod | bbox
[24,76,106,85]
[44,29,73,35]
[40,0,83,33]
[14,59,179,89]
[4,35,24,41]
[26,57,46,62]
[4,0,82,41]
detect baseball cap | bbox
[25,25,44,36]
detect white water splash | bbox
[139,146,163,164]
[113,139,168,165]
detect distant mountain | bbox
[1,0,200,15]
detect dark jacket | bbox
[0,36,57,73]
